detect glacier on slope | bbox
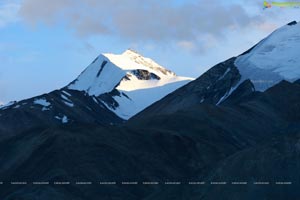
[235,21,300,91]
[68,49,194,119]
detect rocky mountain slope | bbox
[134,21,300,118]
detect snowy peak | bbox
[68,54,125,96]
[67,50,194,119]
[68,50,183,96]
[104,49,176,77]
[235,21,300,91]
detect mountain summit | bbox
[68,49,193,119]
[235,21,300,91]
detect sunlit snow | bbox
[68,49,194,119]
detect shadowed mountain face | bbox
[132,57,242,119]
[145,133,300,200]
[0,80,299,200]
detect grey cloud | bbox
[19,0,265,51]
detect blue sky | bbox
[0,0,300,104]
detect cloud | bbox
[0,2,20,28]
[19,0,266,52]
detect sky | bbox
[0,0,300,104]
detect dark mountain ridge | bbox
[0,80,299,199]
[0,89,123,140]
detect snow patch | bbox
[63,101,74,108]
[61,94,74,107]
[62,115,69,123]
[92,96,99,104]
[62,90,71,97]
[216,81,242,105]
[55,115,69,124]
[61,94,71,102]
[34,98,51,107]
[42,107,50,111]
[13,105,21,109]
[34,98,51,111]
[217,68,231,81]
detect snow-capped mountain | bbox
[0,49,193,136]
[135,21,300,118]
[235,21,300,91]
[68,49,193,119]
